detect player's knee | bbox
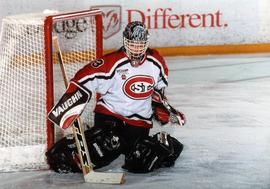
[85,126,126,169]
[122,132,182,173]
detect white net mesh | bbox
[0,12,99,171]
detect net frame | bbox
[0,9,103,171]
[44,9,103,151]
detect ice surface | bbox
[0,145,47,172]
[1,53,270,189]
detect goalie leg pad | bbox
[46,135,81,173]
[156,133,184,168]
[85,126,126,169]
[46,126,126,173]
[122,132,182,173]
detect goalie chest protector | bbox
[71,48,168,128]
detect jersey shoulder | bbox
[146,48,168,75]
[82,48,128,74]
[71,48,128,82]
[146,48,164,61]
[101,48,128,71]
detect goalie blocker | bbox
[48,82,91,129]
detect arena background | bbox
[1,1,270,189]
[1,0,270,55]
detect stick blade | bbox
[84,171,125,184]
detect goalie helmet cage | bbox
[0,9,103,171]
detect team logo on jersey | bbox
[123,75,155,100]
[90,59,104,68]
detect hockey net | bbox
[0,10,103,171]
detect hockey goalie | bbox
[47,21,186,174]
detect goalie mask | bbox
[123,21,150,67]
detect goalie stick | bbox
[52,36,125,184]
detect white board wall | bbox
[1,0,270,49]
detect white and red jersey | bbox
[71,48,168,128]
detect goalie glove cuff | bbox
[169,110,186,126]
[152,89,186,126]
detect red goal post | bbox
[44,9,103,151]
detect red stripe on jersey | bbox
[94,104,153,129]
[146,49,168,76]
[71,48,128,83]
